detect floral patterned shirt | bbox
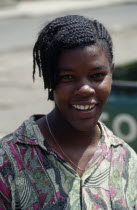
[0,115,137,210]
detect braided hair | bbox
[33,15,113,100]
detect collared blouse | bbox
[0,115,137,209]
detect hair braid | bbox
[93,20,113,63]
[33,15,113,100]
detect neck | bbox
[48,108,100,148]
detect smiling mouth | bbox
[72,104,96,111]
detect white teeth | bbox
[85,105,89,110]
[80,105,84,110]
[73,104,95,110]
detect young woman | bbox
[0,15,137,209]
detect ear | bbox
[110,63,114,73]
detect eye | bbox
[91,73,106,80]
[62,75,73,79]
[59,74,74,82]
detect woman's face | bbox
[54,45,113,132]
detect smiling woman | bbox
[53,45,113,134]
[0,15,137,209]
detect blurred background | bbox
[0,0,137,151]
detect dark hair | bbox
[33,15,113,100]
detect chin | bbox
[70,118,98,132]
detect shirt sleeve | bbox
[0,147,12,209]
[126,148,137,209]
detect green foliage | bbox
[113,61,137,81]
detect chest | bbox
[11,146,129,210]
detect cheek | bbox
[97,77,112,99]
[54,84,74,101]
[53,89,70,108]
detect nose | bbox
[74,80,95,97]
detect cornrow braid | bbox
[33,15,113,100]
[93,20,113,62]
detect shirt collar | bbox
[13,115,60,156]
[13,116,123,151]
[99,121,124,148]
[13,115,45,146]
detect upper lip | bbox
[72,104,97,111]
[71,101,97,106]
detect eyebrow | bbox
[58,68,74,73]
[92,65,108,71]
[59,65,107,72]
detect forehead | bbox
[57,45,110,70]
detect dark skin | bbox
[37,45,114,177]
[37,111,100,177]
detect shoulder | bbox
[100,121,137,159]
[0,117,35,194]
[101,124,137,184]
[113,133,137,163]
[100,121,137,177]
[0,134,15,204]
[0,133,15,166]
[0,116,33,174]
[100,123,137,207]
[0,133,14,147]
[0,115,43,172]
[0,133,17,176]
